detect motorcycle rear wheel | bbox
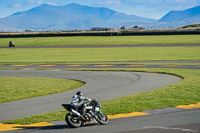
[65,113,82,128]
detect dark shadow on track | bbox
[14,123,99,131]
[14,124,70,130]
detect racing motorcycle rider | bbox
[71,91,93,120]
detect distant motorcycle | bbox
[9,41,15,48]
[62,99,109,128]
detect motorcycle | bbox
[62,99,109,128]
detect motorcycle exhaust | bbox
[71,109,81,116]
[71,109,86,121]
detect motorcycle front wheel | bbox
[65,113,82,128]
[96,112,109,125]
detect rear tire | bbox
[96,112,109,125]
[65,113,82,128]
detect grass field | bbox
[0,77,84,103]
[1,35,200,124]
[0,47,200,64]
[3,68,200,124]
[0,35,200,46]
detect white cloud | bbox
[12,3,22,7]
[7,3,22,8]
[46,2,58,6]
[28,0,57,6]
[28,0,35,4]
[7,0,58,9]
[97,0,121,6]
[36,0,43,5]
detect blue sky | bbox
[0,0,200,19]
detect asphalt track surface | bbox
[0,43,200,48]
[4,108,199,133]
[0,70,200,133]
[1,63,200,69]
[0,70,181,122]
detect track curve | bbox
[0,70,181,122]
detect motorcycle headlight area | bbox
[95,107,100,111]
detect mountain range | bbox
[0,3,199,31]
[159,6,200,23]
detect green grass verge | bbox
[0,35,200,46]
[0,47,200,64]
[101,68,200,114]
[3,68,200,124]
[0,77,84,103]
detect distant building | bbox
[178,23,200,29]
[120,26,126,30]
[90,27,114,31]
[25,29,34,32]
[130,26,145,31]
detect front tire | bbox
[96,112,109,125]
[65,113,82,128]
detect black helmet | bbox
[76,91,83,96]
